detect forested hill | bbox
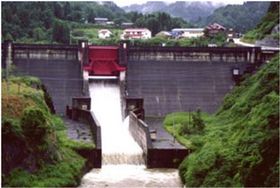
[123,1,270,33]
[242,2,279,44]
[197,2,270,33]
[123,1,223,22]
[2,2,124,43]
[1,2,189,43]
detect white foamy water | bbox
[89,80,143,165]
[79,80,182,187]
[80,165,182,187]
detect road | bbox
[233,38,280,51]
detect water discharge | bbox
[79,80,182,187]
[89,80,143,165]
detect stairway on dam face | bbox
[127,61,248,116]
[13,59,83,115]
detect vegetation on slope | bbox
[71,27,123,45]
[164,55,279,186]
[2,76,94,187]
[242,2,279,43]
[197,2,270,33]
[2,2,189,44]
[130,32,227,47]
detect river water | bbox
[79,80,182,187]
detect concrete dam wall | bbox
[127,46,262,63]
[126,60,248,116]
[12,44,83,115]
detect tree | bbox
[87,8,96,23]
[32,27,46,41]
[192,109,205,131]
[52,20,70,44]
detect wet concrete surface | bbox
[63,118,93,142]
[145,117,185,149]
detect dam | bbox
[2,40,278,186]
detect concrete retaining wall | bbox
[71,108,102,168]
[129,112,189,168]
[129,112,152,164]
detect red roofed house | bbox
[205,23,226,37]
[121,28,151,40]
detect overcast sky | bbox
[114,0,245,7]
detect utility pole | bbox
[173,117,175,143]
[188,108,191,129]
[6,40,12,93]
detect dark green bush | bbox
[2,117,22,138]
[192,109,205,131]
[21,107,50,145]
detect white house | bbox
[98,29,112,39]
[94,17,108,25]
[172,28,204,38]
[121,28,151,40]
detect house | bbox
[121,28,151,40]
[94,17,108,25]
[227,28,236,38]
[205,23,226,36]
[106,21,115,25]
[171,28,204,38]
[98,29,112,39]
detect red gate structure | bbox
[84,46,126,76]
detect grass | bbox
[164,112,213,150]
[57,130,95,150]
[4,147,85,187]
[2,76,95,187]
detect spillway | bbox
[79,80,182,187]
[89,80,143,165]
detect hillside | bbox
[197,2,270,33]
[1,2,124,43]
[242,2,279,45]
[2,76,94,186]
[2,2,189,43]
[123,1,223,22]
[164,55,279,187]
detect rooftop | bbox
[172,28,204,32]
[94,17,108,21]
[206,23,226,30]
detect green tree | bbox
[192,109,205,131]
[21,107,50,145]
[87,8,96,23]
[52,20,70,44]
[32,27,46,41]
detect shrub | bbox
[2,117,22,138]
[21,107,50,145]
[192,109,205,131]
